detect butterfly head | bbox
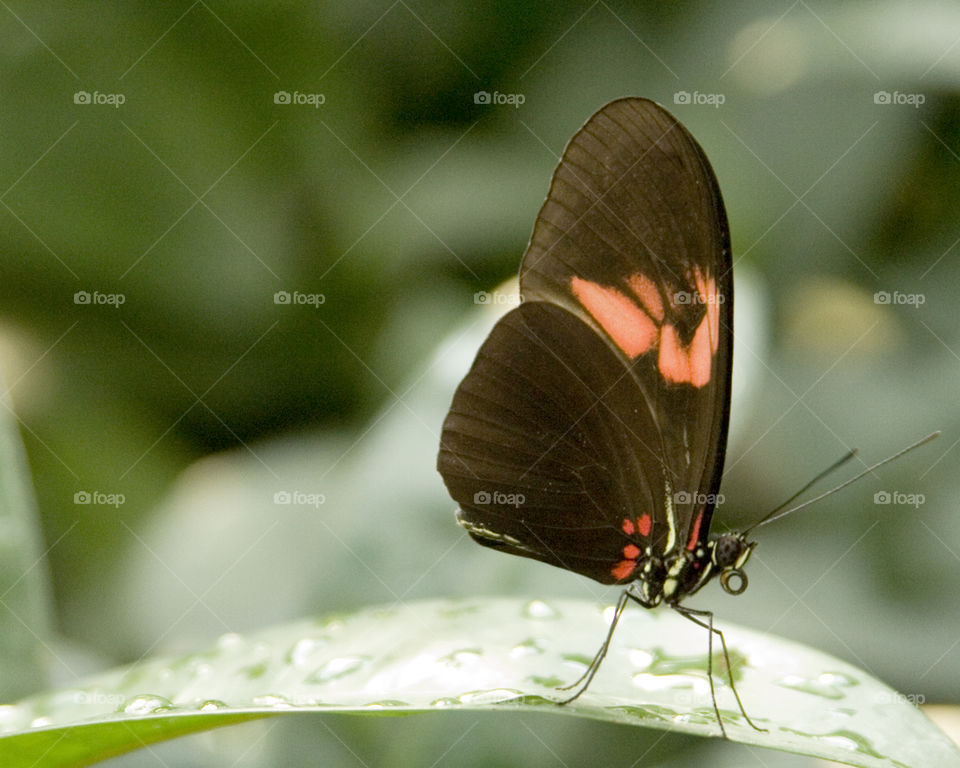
[712,532,756,596]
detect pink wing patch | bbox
[694,267,720,354]
[626,273,664,321]
[571,269,721,389]
[570,277,657,358]
[658,321,712,388]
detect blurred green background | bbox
[2,1,959,765]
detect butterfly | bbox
[435,96,937,737]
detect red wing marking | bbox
[571,270,720,389]
[571,277,657,358]
[623,514,651,539]
[693,268,708,303]
[612,515,653,580]
[686,509,704,551]
[623,543,641,559]
[694,267,721,354]
[626,273,664,321]
[637,513,652,537]
[611,559,637,581]
[658,320,711,387]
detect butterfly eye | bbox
[713,533,745,568]
[720,567,748,595]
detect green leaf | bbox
[0,384,55,701]
[1,598,956,768]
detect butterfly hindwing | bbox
[438,301,665,584]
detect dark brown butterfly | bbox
[436,97,760,734]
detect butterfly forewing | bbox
[438,97,732,586]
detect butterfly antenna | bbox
[743,448,858,535]
[744,431,940,535]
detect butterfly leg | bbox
[671,604,767,737]
[554,590,631,703]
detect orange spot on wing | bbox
[658,317,712,388]
[622,518,635,535]
[687,318,712,387]
[638,513,651,537]
[571,277,657,358]
[626,273,664,321]
[572,269,720,385]
[686,509,704,551]
[623,543,641,559]
[693,268,709,304]
[693,267,721,354]
[611,559,636,581]
[658,325,690,383]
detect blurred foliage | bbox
[1,1,959,765]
